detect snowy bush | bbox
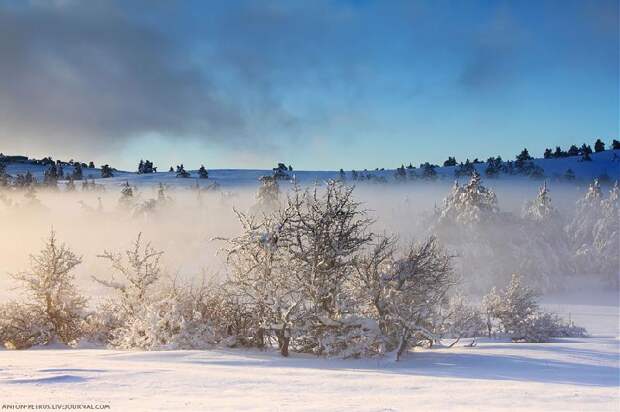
[0,231,87,349]
[483,274,586,342]
[92,235,224,349]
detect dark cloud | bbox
[0,1,274,156]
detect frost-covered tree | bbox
[483,274,586,342]
[224,210,302,355]
[595,182,619,277]
[522,182,556,222]
[0,231,86,348]
[354,237,456,360]
[254,175,280,211]
[118,181,135,209]
[520,182,574,289]
[436,172,498,226]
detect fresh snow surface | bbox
[0,302,618,411]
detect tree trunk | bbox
[396,329,409,361]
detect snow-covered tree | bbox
[522,182,556,222]
[254,175,280,211]
[436,172,498,226]
[0,231,86,348]
[483,274,585,342]
[118,181,135,209]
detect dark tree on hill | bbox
[581,151,592,161]
[169,166,174,172]
[612,139,620,150]
[138,160,144,173]
[55,161,64,179]
[443,156,457,167]
[567,145,579,157]
[455,160,475,177]
[88,161,95,169]
[394,165,407,181]
[198,165,209,179]
[485,156,502,178]
[44,164,59,187]
[516,148,533,162]
[101,164,113,178]
[72,162,83,180]
[176,164,190,178]
[564,168,575,181]
[0,161,9,186]
[407,163,414,169]
[594,139,605,153]
[580,144,592,155]
[421,162,437,179]
[543,148,553,159]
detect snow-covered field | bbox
[1,302,617,412]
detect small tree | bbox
[198,165,209,179]
[612,139,620,150]
[594,139,605,153]
[1,231,86,348]
[176,164,190,178]
[101,164,113,178]
[516,148,533,162]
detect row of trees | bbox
[0,182,586,356]
[432,172,619,290]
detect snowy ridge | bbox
[3,149,619,189]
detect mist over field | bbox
[0,175,614,303]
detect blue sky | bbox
[0,0,618,170]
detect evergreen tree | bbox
[443,156,457,167]
[88,161,95,169]
[138,160,145,174]
[612,139,620,150]
[516,148,533,162]
[100,165,113,178]
[198,165,209,179]
[0,161,9,187]
[543,148,553,159]
[564,168,576,181]
[72,162,83,180]
[581,151,592,161]
[594,139,605,153]
[66,177,76,192]
[579,143,592,155]
[176,164,190,178]
[567,145,579,157]
[421,162,437,180]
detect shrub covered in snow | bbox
[0,231,87,349]
[483,274,586,342]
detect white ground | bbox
[0,302,618,412]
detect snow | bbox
[0,299,617,411]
